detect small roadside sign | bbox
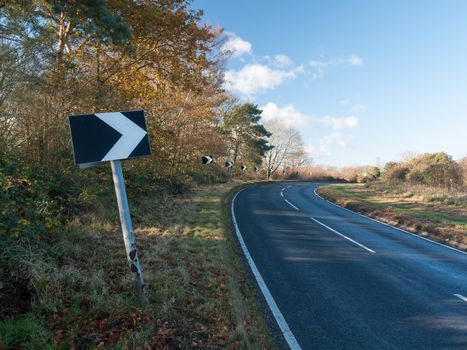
[224,161,233,181]
[69,110,150,307]
[202,155,213,184]
[202,155,213,165]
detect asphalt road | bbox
[232,182,467,350]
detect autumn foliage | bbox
[0,1,275,348]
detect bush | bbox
[383,165,410,184]
[382,152,463,189]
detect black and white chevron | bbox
[202,155,213,165]
[69,110,150,166]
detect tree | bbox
[222,102,272,165]
[1,1,130,64]
[263,120,307,179]
[459,156,467,186]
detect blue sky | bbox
[194,0,467,167]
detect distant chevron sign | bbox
[69,110,151,166]
[202,155,213,165]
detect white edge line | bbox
[454,294,467,302]
[310,217,375,253]
[280,191,284,198]
[232,189,302,350]
[313,187,467,256]
[284,199,300,211]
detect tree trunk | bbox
[233,140,240,163]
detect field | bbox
[0,182,273,349]
[317,183,467,250]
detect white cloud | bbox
[260,103,359,161]
[221,33,252,57]
[260,103,359,130]
[305,132,352,160]
[273,54,293,67]
[304,132,349,159]
[260,102,307,127]
[305,144,330,158]
[320,132,349,147]
[309,59,330,79]
[321,116,359,129]
[309,55,364,79]
[224,64,298,95]
[352,104,367,113]
[347,55,363,66]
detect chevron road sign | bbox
[241,164,247,171]
[255,166,259,172]
[224,161,233,181]
[69,110,150,167]
[69,110,150,307]
[202,155,213,184]
[202,155,213,165]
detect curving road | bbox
[232,182,467,350]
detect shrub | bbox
[382,152,464,189]
[383,165,410,184]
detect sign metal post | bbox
[208,163,212,184]
[111,160,148,307]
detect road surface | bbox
[232,182,467,349]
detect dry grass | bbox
[317,183,467,250]
[0,182,274,349]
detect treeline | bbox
[0,0,286,244]
[284,152,466,190]
[0,0,274,185]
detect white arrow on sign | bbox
[96,112,147,161]
[202,155,213,165]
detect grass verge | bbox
[317,183,467,251]
[0,181,274,349]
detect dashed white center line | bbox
[285,199,300,211]
[310,217,376,253]
[454,294,467,302]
